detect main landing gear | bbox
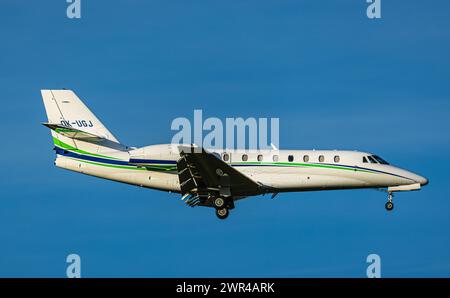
[215,207,229,220]
[385,192,394,211]
[213,197,225,208]
[213,197,233,220]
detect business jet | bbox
[41,90,429,219]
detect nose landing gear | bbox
[385,192,394,211]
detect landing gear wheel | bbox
[216,207,229,220]
[385,192,394,211]
[385,201,394,211]
[213,197,225,208]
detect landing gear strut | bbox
[385,192,394,211]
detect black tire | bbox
[214,197,225,208]
[385,201,394,211]
[216,208,229,220]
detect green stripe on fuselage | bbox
[52,137,121,160]
[52,137,176,171]
[231,161,375,174]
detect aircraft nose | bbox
[409,172,429,186]
[389,166,429,187]
[417,175,429,186]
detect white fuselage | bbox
[54,143,428,195]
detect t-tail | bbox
[41,89,130,171]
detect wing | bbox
[176,146,268,207]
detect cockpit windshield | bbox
[363,155,390,165]
[371,155,390,165]
[367,155,378,163]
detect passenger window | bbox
[272,155,279,162]
[318,155,324,162]
[367,156,378,163]
[303,155,309,162]
[242,154,248,161]
[288,155,294,162]
[257,154,263,162]
[334,155,340,163]
[222,153,229,162]
[363,156,368,163]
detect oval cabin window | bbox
[223,153,229,162]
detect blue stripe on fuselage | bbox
[54,146,130,166]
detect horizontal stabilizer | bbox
[42,122,104,140]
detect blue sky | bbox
[0,0,449,277]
